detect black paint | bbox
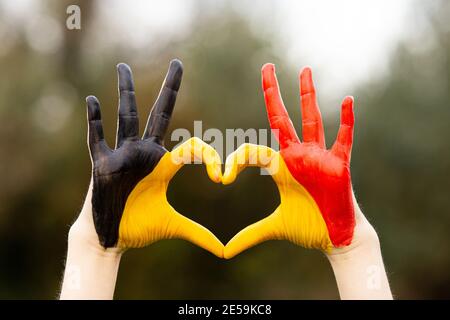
[86,59,183,248]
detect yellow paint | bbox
[117,137,224,258]
[223,144,332,259]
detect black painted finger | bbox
[143,59,183,143]
[116,63,139,148]
[87,95,108,159]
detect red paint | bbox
[262,63,355,247]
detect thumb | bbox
[165,206,224,258]
[224,208,284,259]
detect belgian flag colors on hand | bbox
[223,64,356,258]
[86,60,223,257]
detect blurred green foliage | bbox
[0,0,449,299]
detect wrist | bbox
[60,181,123,299]
[326,229,380,267]
[69,180,124,257]
[324,200,392,299]
[326,199,379,260]
[68,223,124,259]
[61,231,123,299]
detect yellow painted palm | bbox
[118,137,224,257]
[222,143,333,258]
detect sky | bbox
[94,0,420,95]
[0,0,429,98]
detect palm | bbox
[92,140,165,178]
[262,64,355,247]
[222,144,335,255]
[223,64,357,258]
[285,143,348,176]
[87,60,183,248]
[116,137,223,255]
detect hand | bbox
[72,60,223,257]
[223,64,371,258]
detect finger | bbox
[332,96,355,162]
[116,63,139,148]
[86,95,109,159]
[159,137,222,183]
[224,208,284,259]
[143,59,183,143]
[299,67,326,148]
[222,143,277,185]
[167,208,224,258]
[262,63,300,149]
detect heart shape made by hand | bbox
[117,137,224,256]
[221,144,338,259]
[120,140,348,259]
[120,64,356,259]
[219,63,356,259]
[120,137,351,260]
[98,62,355,260]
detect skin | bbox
[61,61,392,300]
[60,60,223,299]
[223,64,392,299]
[88,62,175,248]
[86,59,223,254]
[223,64,355,253]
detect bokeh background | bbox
[0,0,449,299]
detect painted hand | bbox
[223,64,356,258]
[85,60,223,257]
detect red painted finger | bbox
[262,63,300,149]
[332,96,354,162]
[299,67,325,148]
